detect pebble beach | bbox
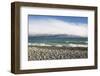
[28,46,88,61]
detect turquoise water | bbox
[28,35,88,47]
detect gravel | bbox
[28,46,88,61]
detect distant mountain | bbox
[29,34,87,38]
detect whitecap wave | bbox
[65,41,88,43]
[68,44,88,47]
[28,43,51,46]
[28,43,88,47]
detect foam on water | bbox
[28,43,87,47]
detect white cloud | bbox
[29,18,88,37]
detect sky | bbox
[28,15,88,37]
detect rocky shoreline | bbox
[28,46,88,61]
